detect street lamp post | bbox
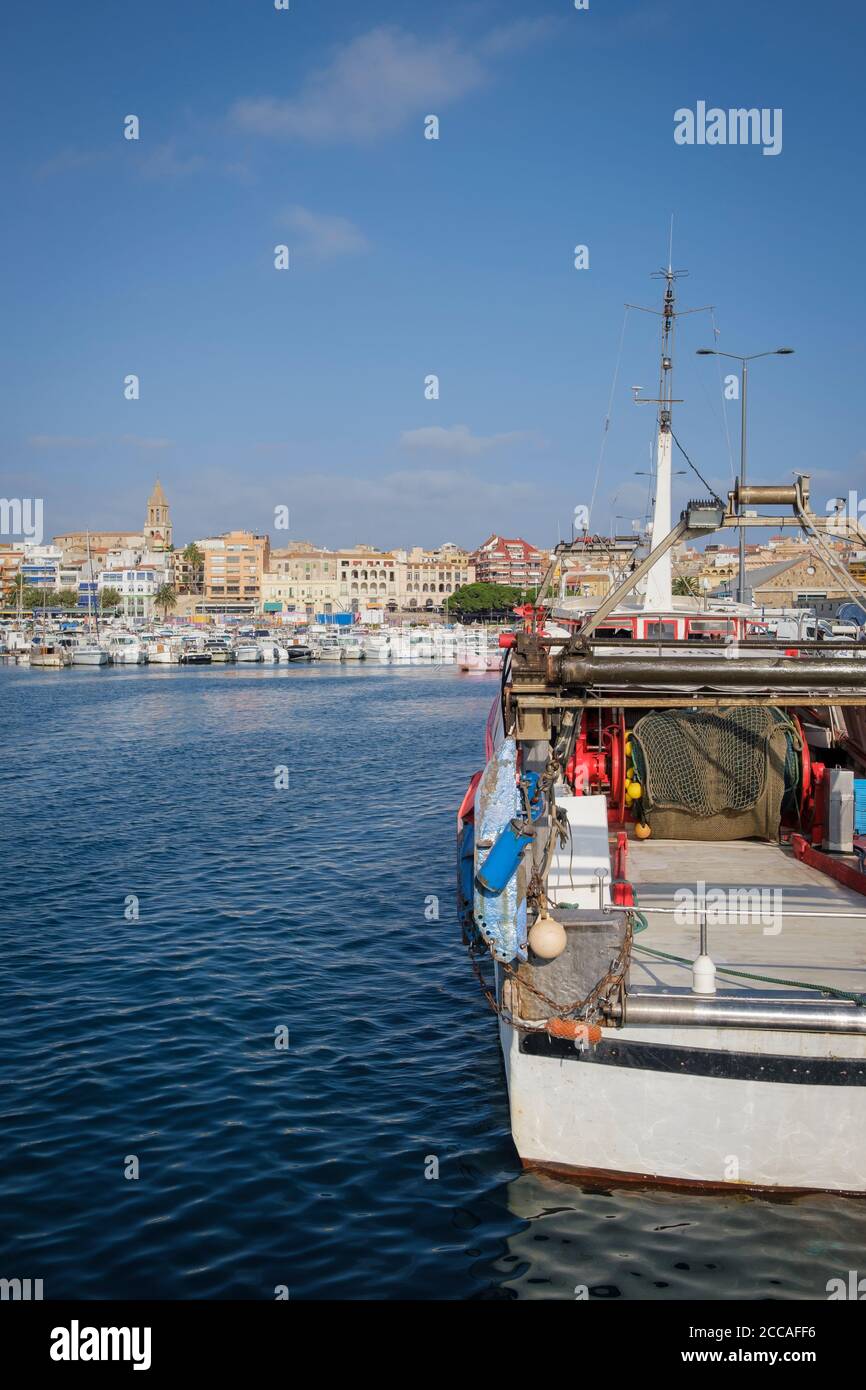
[696,347,794,605]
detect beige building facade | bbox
[393,544,474,610]
[202,531,271,608]
[264,548,343,616]
[260,542,472,616]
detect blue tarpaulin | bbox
[473,737,528,963]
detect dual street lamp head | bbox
[695,347,795,359]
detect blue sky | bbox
[2,0,864,551]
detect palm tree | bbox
[4,572,25,609]
[154,583,177,620]
[182,543,204,593]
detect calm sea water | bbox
[1,661,865,1300]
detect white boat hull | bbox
[500,1008,866,1193]
[72,649,110,665]
[110,649,146,664]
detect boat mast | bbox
[631,245,712,614]
[641,263,679,611]
[86,528,100,642]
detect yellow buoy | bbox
[634,820,652,839]
[626,781,642,801]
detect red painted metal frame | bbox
[790,833,866,896]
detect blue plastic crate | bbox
[855,780,866,834]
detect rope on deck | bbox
[632,942,866,1006]
[627,882,866,1004]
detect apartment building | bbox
[0,544,22,596]
[202,531,271,611]
[263,547,343,616]
[172,548,204,594]
[97,565,164,620]
[334,546,399,611]
[470,535,546,589]
[393,543,474,610]
[18,543,63,590]
[261,541,475,617]
[53,531,144,569]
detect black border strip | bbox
[520,1032,866,1085]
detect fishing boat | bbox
[142,635,182,663]
[29,640,73,668]
[457,265,866,1194]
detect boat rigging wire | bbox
[587,306,630,533]
[710,308,737,484]
[670,429,722,504]
[797,507,866,610]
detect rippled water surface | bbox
[2,663,866,1299]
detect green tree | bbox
[672,576,699,598]
[26,586,54,610]
[449,582,526,617]
[181,543,204,593]
[56,588,79,609]
[154,583,177,619]
[3,573,25,608]
[100,587,122,612]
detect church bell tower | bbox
[144,479,172,551]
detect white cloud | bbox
[282,206,369,260]
[400,424,533,456]
[270,467,541,547]
[27,435,98,449]
[34,148,107,180]
[479,17,562,58]
[27,434,173,450]
[138,140,207,180]
[118,435,174,450]
[230,26,486,143]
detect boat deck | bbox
[624,836,866,997]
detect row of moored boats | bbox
[1,623,507,669]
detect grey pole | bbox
[739,359,748,604]
[695,346,795,606]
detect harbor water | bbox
[1,662,865,1299]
